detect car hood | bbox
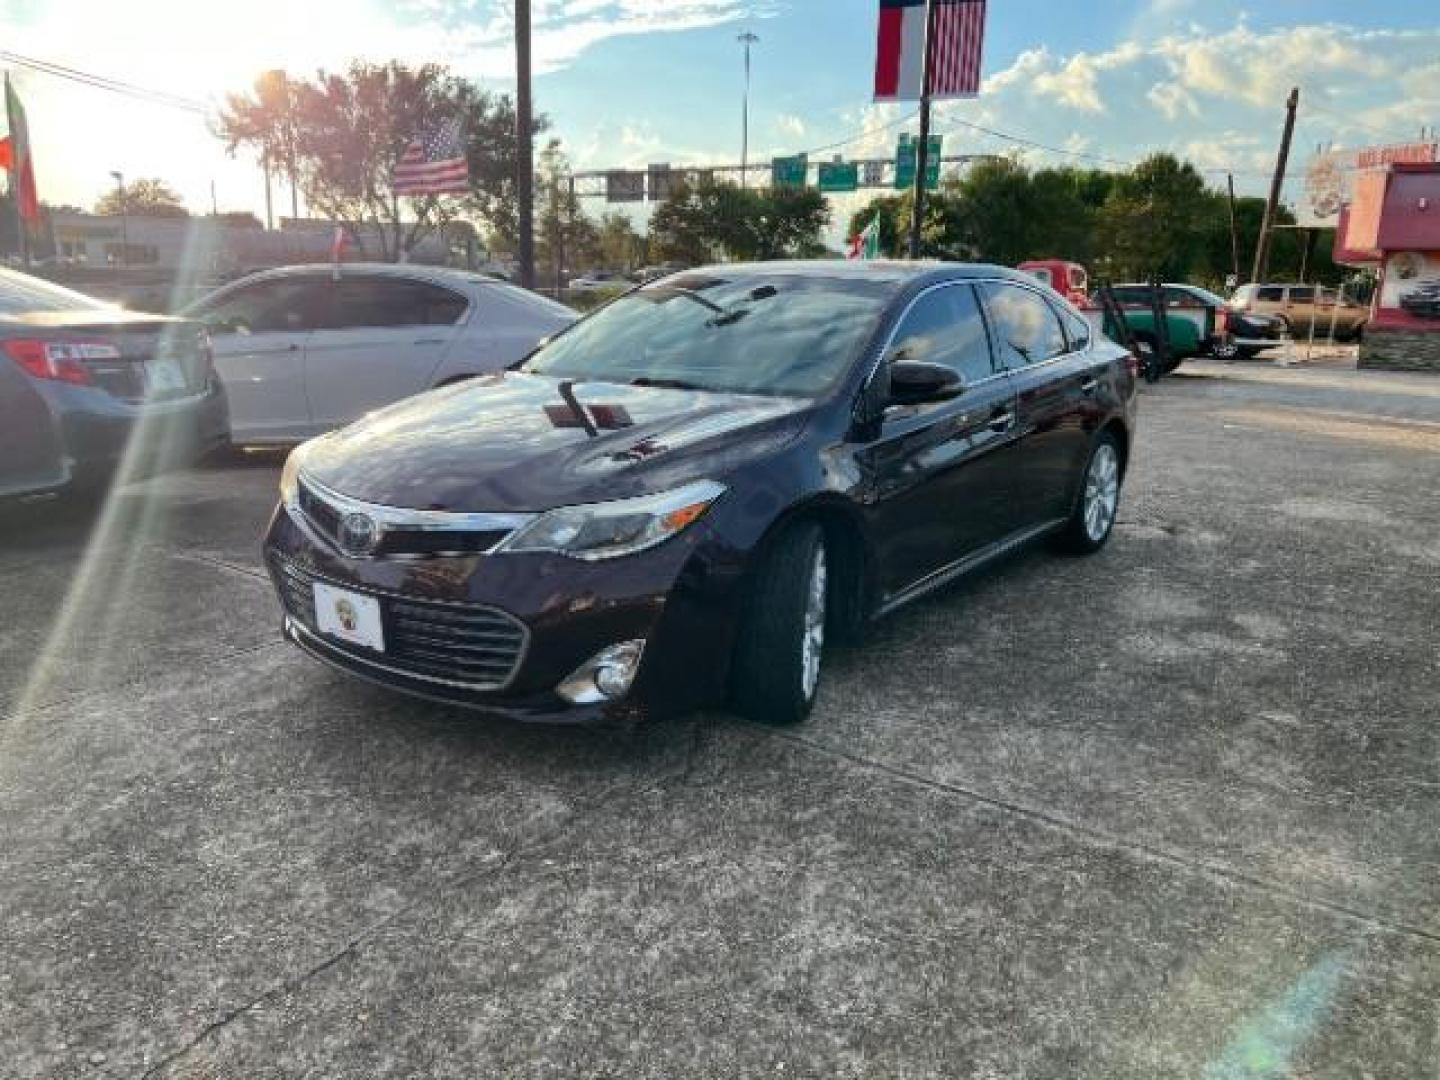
[299,371,812,513]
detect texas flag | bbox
[874,0,987,102]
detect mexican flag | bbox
[847,213,882,260]
[1,74,40,223]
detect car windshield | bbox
[0,267,112,315]
[1180,285,1227,307]
[522,272,891,397]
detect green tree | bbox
[217,61,545,261]
[94,177,189,218]
[847,195,905,257]
[596,211,645,271]
[651,180,826,263]
[535,140,596,288]
[1095,153,1218,281]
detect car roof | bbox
[224,263,493,287]
[661,259,1031,292]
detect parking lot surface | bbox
[3,357,1438,1078]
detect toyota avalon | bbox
[263,262,1137,727]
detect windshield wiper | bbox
[630,376,704,391]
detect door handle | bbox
[1080,377,1098,395]
[413,337,445,346]
[988,410,1015,433]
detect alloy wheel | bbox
[1083,444,1120,543]
[800,544,827,700]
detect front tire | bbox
[1054,433,1122,555]
[731,523,828,726]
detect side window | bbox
[980,283,1068,368]
[1164,287,1194,308]
[1257,286,1285,302]
[888,284,994,385]
[329,278,468,330]
[198,279,324,334]
[1056,301,1091,351]
[1288,286,1315,303]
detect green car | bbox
[1101,283,1236,372]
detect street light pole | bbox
[908,0,936,259]
[109,170,128,267]
[515,0,535,289]
[738,31,759,188]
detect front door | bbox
[195,276,327,442]
[303,275,468,431]
[980,281,1095,527]
[854,282,1022,601]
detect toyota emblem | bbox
[338,512,381,556]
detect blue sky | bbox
[2,0,1438,232]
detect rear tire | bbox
[731,523,828,726]
[1054,432,1123,555]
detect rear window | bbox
[493,283,581,321]
[0,267,110,315]
[329,278,468,329]
[1288,286,1315,302]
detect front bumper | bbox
[263,500,743,725]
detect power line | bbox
[0,50,209,114]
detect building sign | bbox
[1301,142,1440,228]
[818,161,859,193]
[771,154,808,188]
[647,163,675,202]
[1356,142,1438,169]
[605,170,644,203]
[894,133,943,190]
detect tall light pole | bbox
[109,170,128,267]
[738,31,759,188]
[516,0,535,288]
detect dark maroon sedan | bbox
[264,261,1137,727]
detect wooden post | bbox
[907,0,935,259]
[1252,86,1299,285]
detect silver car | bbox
[185,264,576,444]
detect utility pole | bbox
[109,170,128,267]
[262,152,274,231]
[908,0,936,259]
[1252,85,1299,285]
[515,0,535,289]
[738,31,759,189]
[1226,172,1240,284]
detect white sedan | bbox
[184,264,576,444]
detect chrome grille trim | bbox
[295,474,535,559]
[271,557,529,692]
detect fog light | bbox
[556,639,646,705]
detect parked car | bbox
[263,261,1137,727]
[0,267,228,500]
[1397,280,1440,320]
[568,271,628,291]
[183,264,575,445]
[1229,283,1368,341]
[1101,283,1283,368]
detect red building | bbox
[1334,159,1440,371]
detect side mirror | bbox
[888,359,964,405]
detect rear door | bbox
[303,275,469,431]
[857,282,1021,600]
[1284,286,1316,335]
[194,276,326,441]
[981,281,1095,527]
[0,339,65,495]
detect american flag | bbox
[874,0,986,102]
[393,119,470,196]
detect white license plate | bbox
[313,582,385,652]
[148,359,186,393]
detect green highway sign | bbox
[771,153,808,188]
[818,161,859,193]
[894,133,944,190]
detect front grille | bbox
[295,477,516,558]
[272,557,527,691]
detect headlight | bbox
[279,440,316,509]
[495,480,726,560]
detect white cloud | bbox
[775,113,806,138]
[1147,82,1199,121]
